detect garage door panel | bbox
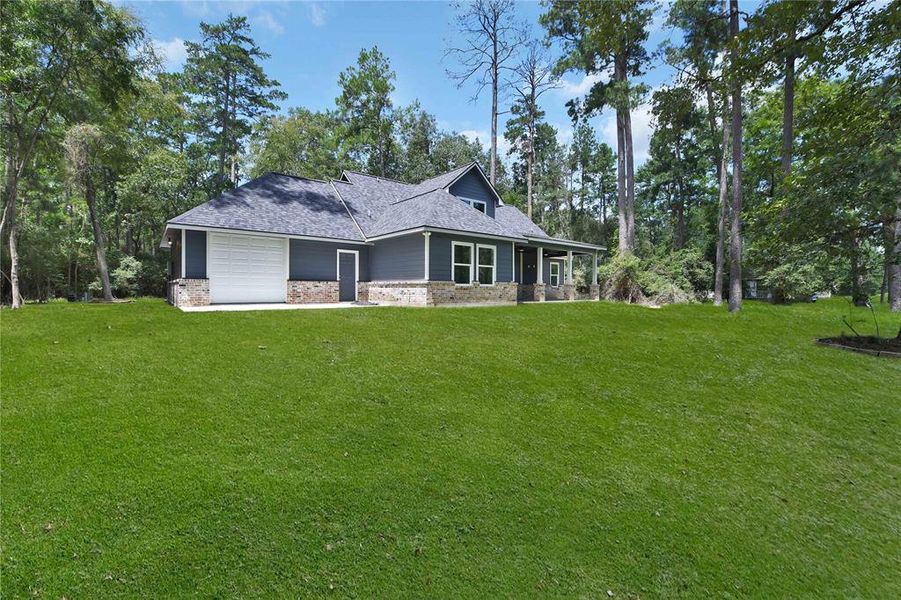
[208,232,286,303]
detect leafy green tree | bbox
[504,42,557,220]
[446,0,525,186]
[1,0,144,307]
[395,101,439,182]
[643,86,708,250]
[430,133,490,175]
[336,47,396,178]
[183,14,285,192]
[248,108,350,180]
[542,0,655,254]
[64,124,113,300]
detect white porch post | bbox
[180,228,186,279]
[592,251,598,285]
[423,231,431,281]
[511,242,515,282]
[566,250,573,284]
[536,247,544,284]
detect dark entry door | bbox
[338,252,356,302]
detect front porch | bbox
[513,237,604,303]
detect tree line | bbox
[1,0,898,315]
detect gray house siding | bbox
[449,170,497,218]
[184,230,207,278]
[170,231,182,279]
[369,234,424,280]
[429,232,514,282]
[290,239,370,281]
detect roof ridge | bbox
[389,188,439,205]
[341,169,414,186]
[268,171,332,184]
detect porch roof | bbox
[519,235,606,254]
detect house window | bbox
[477,244,496,285]
[452,242,473,284]
[461,197,487,213]
[550,262,560,287]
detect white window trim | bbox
[451,241,474,285]
[476,243,496,286]
[459,196,488,213]
[550,261,561,287]
[423,231,431,281]
[336,249,360,301]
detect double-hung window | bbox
[550,262,560,287]
[476,244,496,285]
[452,242,473,284]
[452,242,496,285]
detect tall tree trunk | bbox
[8,203,21,308]
[714,95,730,306]
[728,0,743,313]
[673,138,686,250]
[526,124,534,221]
[849,232,867,306]
[781,50,795,177]
[490,39,498,186]
[623,102,636,251]
[890,192,901,312]
[615,109,628,254]
[85,174,113,301]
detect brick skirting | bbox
[287,280,339,304]
[519,283,546,302]
[590,284,600,300]
[361,281,517,306]
[168,278,210,308]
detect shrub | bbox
[760,262,824,303]
[598,252,645,303]
[111,256,142,297]
[137,256,167,297]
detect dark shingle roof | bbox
[368,189,522,239]
[495,205,550,238]
[166,165,598,246]
[168,173,364,241]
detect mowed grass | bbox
[2,298,899,598]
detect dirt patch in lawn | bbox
[816,335,901,358]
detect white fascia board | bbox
[166,222,372,246]
[367,226,525,244]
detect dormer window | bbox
[460,197,487,213]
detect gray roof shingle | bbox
[166,165,605,247]
[495,205,550,238]
[367,189,522,239]
[168,173,364,241]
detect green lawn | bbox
[2,298,899,598]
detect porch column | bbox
[423,231,431,280]
[537,246,544,284]
[590,250,600,300]
[566,250,573,284]
[180,228,186,279]
[511,241,516,282]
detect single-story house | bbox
[161,162,605,307]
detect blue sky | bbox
[128,1,685,166]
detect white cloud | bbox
[556,71,609,98]
[254,10,285,35]
[460,129,512,156]
[307,2,326,27]
[152,37,188,70]
[600,103,654,167]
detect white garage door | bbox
[208,232,287,304]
